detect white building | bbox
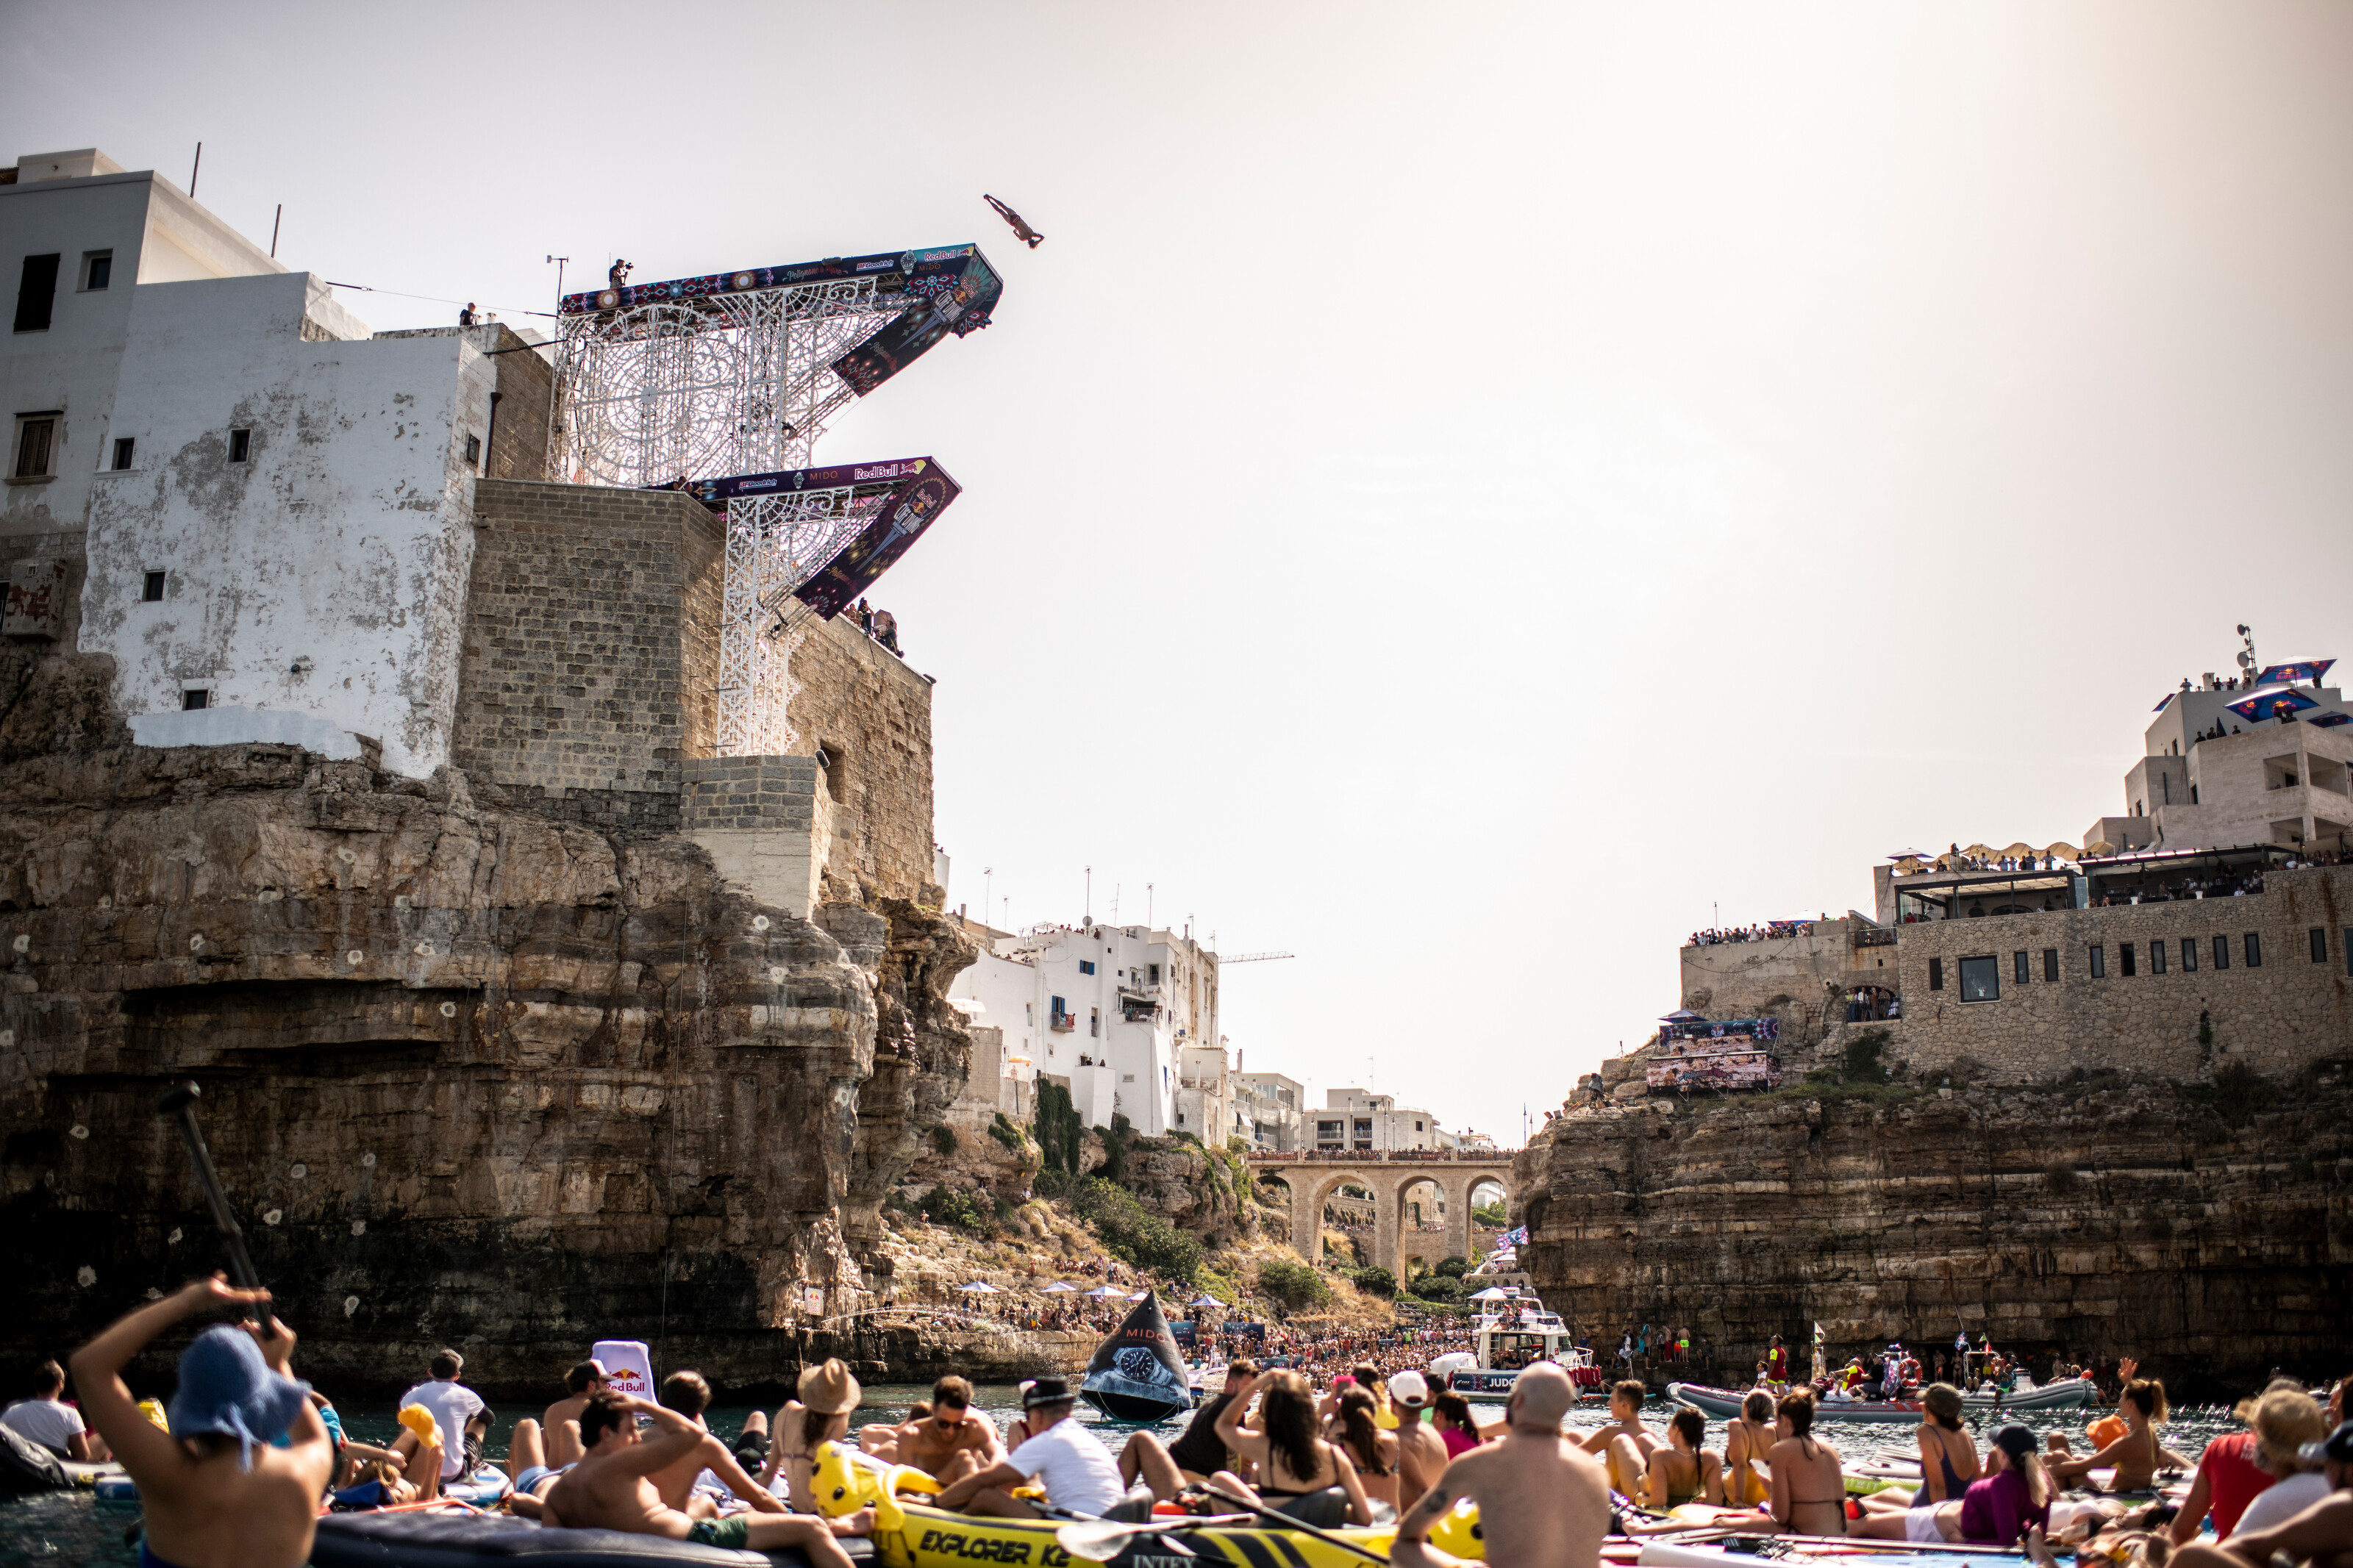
[1311,1087,1449,1153]
[1233,1069,1307,1151]
[4,147,536,778]
[946,920,1219,1137]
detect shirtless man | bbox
[544,1392,866,1568]
[502,1358,609,1512]
[68,1276,334,1568]
[1391,1364,1610,1568]
[1389,1371,1449,1517]
[893,1375,1004,1483]
[646,1370,744,1514]
[1578,1379,1660,1497]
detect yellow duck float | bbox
[808,1442,1485,1567]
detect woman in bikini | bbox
[1721,1389,1848,1536]
[1856,1384,1979,1533]
[2051,1378,2189,1493]
[1213,1369,1374,1528]
[1329,1387,1400,1516]
[1642,1408,1726,1508]
[761,1361,863,1511]
[1723,1389,1777,1508]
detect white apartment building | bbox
[4,147,532,778]
[946,920,1219,1138]
[1312,1087,1449,1152]
[1233,1070,1307,1151]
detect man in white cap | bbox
[936,1376,1126,1519]
[1389,1370,1448,1517]
[1392,1363,1609,1568]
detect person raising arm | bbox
[68,1275,332,1568]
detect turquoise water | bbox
[0,1386,2239,1567]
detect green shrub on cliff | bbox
[1410,1273,1465,1303]
[929,1125,958,1156]
[988,1111,1026,1153]
[1436,1255,1471,1278]
[1032,1081,1086,1175]
[917,1184,988,1229]
[1254,1257,1331,1314]
[1068,1174,1200,1284]
[1350,1265,1398,1297]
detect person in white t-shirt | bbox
[3,1358,107,1461]
[935,1376,1126,1519]
[399,1349,489,1481]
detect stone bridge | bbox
[1248,1152,1515,1275]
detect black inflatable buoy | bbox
[1079,1289,1193,1422]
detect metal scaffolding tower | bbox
[549,248,998,752]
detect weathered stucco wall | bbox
[79,272,493,778]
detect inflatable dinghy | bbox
[1078,1290,1193,1422]
[93,1460,511,1510]
[310,1511,877,1566]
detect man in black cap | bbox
[935,1377,1126,1519]
[2163,1420,2352,1568]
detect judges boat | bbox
[1435,1293,1607,1398]
[1665,1375,2095,1423]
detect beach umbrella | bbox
[1043,1281,1076,1293]
[1884,848,1932,861]
[1085,1284,1126,1298]
[1658,1009,1704,1023]
[1961,843,1996,859]
[2227,686,2320,723]
[2043,843,2079,862]
[1188,1295,1224,1308]
[1469,1287,1511,1301]
[2000,842,2035,858]
[1129,1291,1150,1300]
[2083,841,2115,857]
[960,1281,1002,1294]
[2254,659,2335,686]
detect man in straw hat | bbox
[68,1274,335,1568]
[543,1389,869,1567]
[935,1375,1128,1519]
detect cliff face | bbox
[0,653,975,1397]
[1518,1066,2353,1395]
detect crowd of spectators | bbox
[1688,921,1814,947]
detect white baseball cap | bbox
[1388,1370,1432,1408]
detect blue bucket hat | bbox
[165,1325,310,1469]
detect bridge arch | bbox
[1252,1154,1514,1278]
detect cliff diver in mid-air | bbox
[983,195,1044,248]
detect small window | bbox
[2149,940,2166,975]
[2120,943,2136,977]
[13,254,60,333]
[1148,963,1160,985]
[2089,945,2106,978]
[2244,931,2262,968]
[141,570,165,602]
[2043,948,2060,982]
[1079,960,1095,975]
[2213,935,2229,970]
[111,437,135,470]
[12,414,59,480]
[1927,957,1944,991]
[2181,937,2196,973]
[227,428,251,463]
[2312,927,2329,964]
[2013,951,2029,984]
[181,687,210,711]
[463,432,482,466]
[80,251,113,292]
[1958,956,1999,1001]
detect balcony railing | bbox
[1853,926,1897,948]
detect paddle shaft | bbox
[157,1081,262,1290]
[1199,1483,1390,1566]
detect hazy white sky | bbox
[10,1,2352,1140]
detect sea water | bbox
[0,1389,2240,1567]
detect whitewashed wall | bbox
[80,271,493,778]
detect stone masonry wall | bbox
[1880,865,2352,1082]
[451,482,723,823]
[788,614,939,905]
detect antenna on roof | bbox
[2237,624,2258,679]
[188,143,201,198]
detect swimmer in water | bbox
[68,1275,334,1568]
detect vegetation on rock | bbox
[1254,1256,1332,1314]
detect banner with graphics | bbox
[791,464,963,618]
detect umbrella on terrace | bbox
[1042,1281,1076,1293]
[2001,842,2036,858]
[2043,843,2079,862]
[1085,1285,1127,1298]
[2228,686,2320,723]
[1188,1295,1224,1309]
[1885,848,1933,861]
[1962,843,1996,859]
[2083,841,2116,857]
[1659,1009,1704,1023]
[1468,1286,1513,1302]
[2254,659,2336,685]
[960,1281,1002,1294]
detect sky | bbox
[8,1,2352,1142]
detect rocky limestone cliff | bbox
[1113,1134,1264,1249]
[0,649,977,1397]
[1518,1063,2353,1397]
